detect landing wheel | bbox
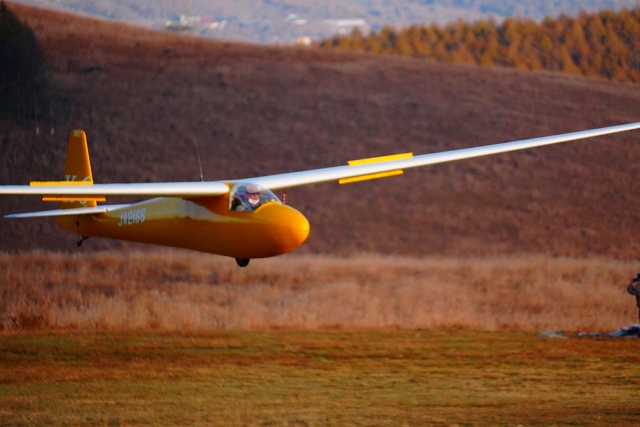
[77,236,88,247]
[235,258,250,267]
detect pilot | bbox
[232,184,262,211]
[627,273,640,323]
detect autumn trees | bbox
[319,9,640,83]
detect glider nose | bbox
[278,205,310,252]
[289,209,310,248]
[257,203,310,254]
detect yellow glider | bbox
[2,123,640,267]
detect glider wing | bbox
[4,204,131,219]
[0,181,230,198]
[1,122,639,201]
[244,122,640,190]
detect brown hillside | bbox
[1,1,640,260]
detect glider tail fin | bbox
[64,130,94,180]
[60,129,98,209]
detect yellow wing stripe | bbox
[347,152,413,166]
[339,152,412,184]
[339,170,404,184]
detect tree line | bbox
[0,1,49,119]
[318,9,640,83]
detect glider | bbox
[1,122,639,266]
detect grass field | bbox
[1,330,640,425]
[1,251,638,332]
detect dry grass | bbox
[1,251,637,332]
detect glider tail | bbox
[28,129,104,210]
[59,129,98,209]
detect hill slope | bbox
[1,2,640,260]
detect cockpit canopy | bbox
[229,183,280,212]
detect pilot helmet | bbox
[245,184,260,195]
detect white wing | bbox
[4,204,131,218]
[0,181,229,197]
[244,122,640,190]
[1,122,639,200]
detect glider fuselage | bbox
[57,195,310,259]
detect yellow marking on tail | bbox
[30,180,94,186]
[31,180,103,202]
[42,196,106,202]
